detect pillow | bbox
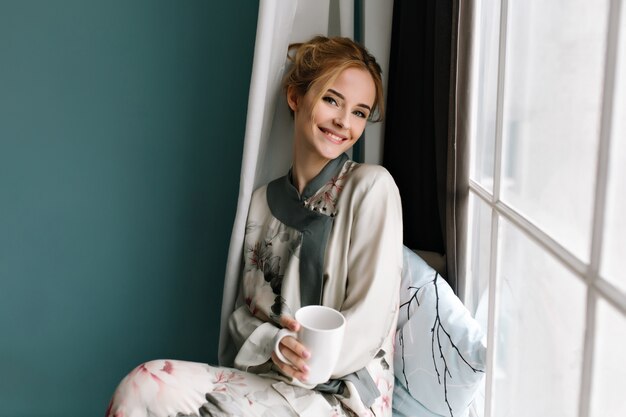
[392,377,440,417]
[393,246,486,417]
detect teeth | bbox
[323,129,345,141]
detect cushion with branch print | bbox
[393,246,486,417]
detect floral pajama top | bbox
[228,153,403,416]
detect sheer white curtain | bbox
[218,0,361,366]
[218,0,394,366]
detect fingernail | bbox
[302,350,310,359]
[303,364,310,372]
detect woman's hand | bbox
[271,316,311,382]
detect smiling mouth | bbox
[320,127,348,144]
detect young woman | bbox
[106,36,403,417]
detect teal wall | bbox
[0,1,258,416]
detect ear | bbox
[287,86,300,112]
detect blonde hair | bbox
[283,36,385,122]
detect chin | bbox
[315,141,352,160]
[317,148,347,161]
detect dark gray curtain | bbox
[383,0,466,293]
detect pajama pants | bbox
[105,359,355,417]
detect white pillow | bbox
[392,377,440,417]
[393,247,486,417]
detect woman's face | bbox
[288,67,376,164]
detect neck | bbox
[291,149,329,195]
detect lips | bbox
[319,127,349,144]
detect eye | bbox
[353,110,368,119]
[322,96,338,106]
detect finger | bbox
[271,352,309,382]
[279,340,310,374]
[281,335,310,360]
[280,315,300,332]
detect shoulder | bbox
[249,184,269,210]
[345,162,399,195]
[339,162,403,231]
[251,183,268,199]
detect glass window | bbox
[491,220,586,417]
[601,0,626,294]
[465,2,626,416]
[590,299,626,416]
[464,194,492,415]
[469,0,501,193]
[464,194,492,316]
[499,0,609,261]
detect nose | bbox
[333,111,350,130]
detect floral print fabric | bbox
[230,158,403,416]
[106,360,351,417]
[106,157,404,417]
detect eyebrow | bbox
[327,89,372,111]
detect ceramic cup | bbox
[273,305,346,385]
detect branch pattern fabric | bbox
[394,247,487,417]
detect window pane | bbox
[492,219,586,417]
[464,193,492,417]
[469,0,501,193]
[590,299,626,416]
[465,193,492,317]
[601,1,626,294]
[500,0,609,261]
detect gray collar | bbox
[266,153,349,306]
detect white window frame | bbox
[465,0,626,416]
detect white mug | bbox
[273,305,346,385]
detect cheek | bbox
[296,112,316,133]
[352,121,368,139]
[312,107,332,124]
